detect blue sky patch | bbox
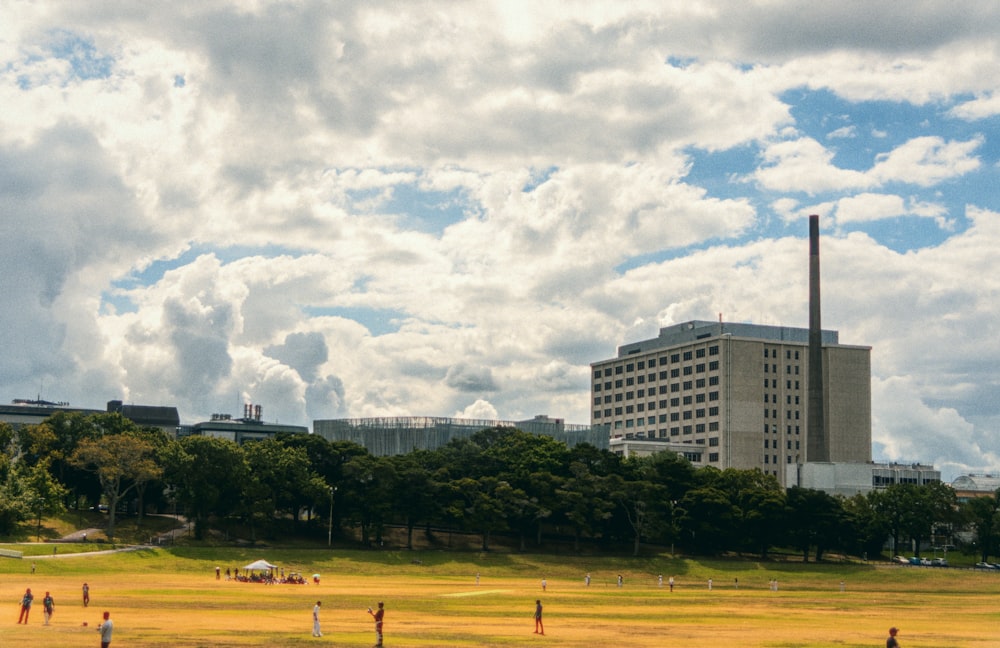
[46,29,114,81]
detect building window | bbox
[696,423,705,433]
[615,394,623,402]
[683,351,693,361]
[696,409,705,418]
[683,425,692,434]
[637,361,645,370]
[671,368,680,378]
[709,345,719,355]
[696,378,706,388]
[709,437,719,446]
[625,405,634,414]
[683,366,693,376]
[648,373,656,383]
[708,391,719,401]
[671,383,680,393]
[671,413,680,421]
[708,407,718,416]
[648,416,656,425]
[659,414,668,423]
[593,397,601,405]
[637,375,645,385]
[660,399,669,408]
[636,403,645,412]
[659,385,669,395]
[683,380,693,390]
[708,452,719,462]
[696,363,706,373]
[671,353,680,363]
[683,395,693,405]
[764,454,769,464]
[614,407,623,415]
[604,409,612,417]
[625,419,634,428]
[709,376,719,386]
[670,397,680,407]
[594,410,601,418]
[594,369,601,379]
[696,393,706,403]
[709,421,719,431]
[683,411,693,420]
[603,396,611,404]
[671,427,680,436]
[615,379,623,388]
[709,360,719,371]
[626,377,635,386]
[659,371,669,380]
[625,363,634,372]
[696,348,706,358]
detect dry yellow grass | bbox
[2,548,999,647]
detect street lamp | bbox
[327,486,337,547]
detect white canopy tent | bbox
[243,559,278,571]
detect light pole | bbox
[327,486,337,547]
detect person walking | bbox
[658,574,663,588]
[617,574,623,588]
[97,611,113,648]
[42,592,55,625]
[367,601,384,647]
[886,626,901,648]
[83,582,90,607]
[584,573,590,587]
[668,575,675,592]
[541,577,547,591]
[312,600,322,637]
[533,599,544,635]
[17,588,33,624]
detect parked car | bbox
[931,558,948,567]
[974,562,996,569]
[892,555,909,564]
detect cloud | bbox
[3,1,1000,481]
[445,364,499,393]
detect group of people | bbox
[15,584,113,647]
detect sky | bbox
[1,1,999,482]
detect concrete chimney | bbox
[806,215,829,462]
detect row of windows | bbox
[596,376,720,395]
[763,454,795,465]
[594,361,721,387]
[764,394,801,405]
[763,364,801,375]
[595,389,721,405]
[764,439,801,450]
[593,346,721,379]
[599,405,721,422]
[763,409,801,420]
[764,348,801,360]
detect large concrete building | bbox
[592,319,872,483]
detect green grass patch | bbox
[1,547,998,647]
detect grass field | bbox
[2,545,999,647]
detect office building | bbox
[591,319,872,483]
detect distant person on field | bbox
[98,611,113,648]
[43,591,54,625]
[541,578,547,591]
[312,600,322,637]
[17,587,33,624]
[669,575,675,592]
[83,582,90,607]
[533,599,544,635]
[658,574,663,588]
[617,574,623,587]
[585,573,590,587]
[367,601,384,647]
[886,626,900,648]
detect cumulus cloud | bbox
[2,1,1000,480]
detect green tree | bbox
[163,436,248,539]
[23,460,68,540]
[69,418,162,539]
[786,486,844,562]
[963,490,1000,563]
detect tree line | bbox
[2,411,998,561]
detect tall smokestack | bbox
[806,215,829,462]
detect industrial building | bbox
[313,414,605,456]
